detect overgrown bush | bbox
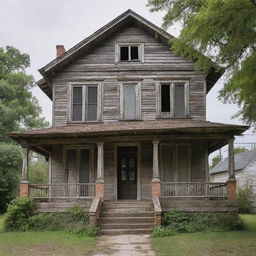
[154,210,244,236]
[4,197,35,231]
[237,184,253,213]
[152,226,176,237]
[4,201,98,236]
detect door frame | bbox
[114,142,141,200]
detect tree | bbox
[0,46,49,212]
[147,0,256,125]
[29,153,48,184]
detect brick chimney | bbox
[56,45,65,57]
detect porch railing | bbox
[29,183,95,199]
[161,182,228,198]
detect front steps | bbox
[98,200,155,235]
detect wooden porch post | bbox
[227,138,236,201]
[20,147,29,197]
[152,140,160,197]
[96,142,104,199]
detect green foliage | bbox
[160,210,244,236]
[29,153,48,184]
[234,147,248,154]
[210,154,222,169]
[0,143,22,212]
[147,0,256,125]
[27,205,98,237]
[237,184,253,213]
[3,197,35,231]
[0,46,49,142]
[152,226,176,237]
[0,46,49,212]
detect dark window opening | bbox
[161,84,170,112]
[72,87,82,121]
[120,47,129,61]
[174,84,185,117]
[131,46,139,60]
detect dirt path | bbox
[92,234,156,256]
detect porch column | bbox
[20,147,29,197]
[96,142,104,199]
[227,138,236,201]
[152,140,160,197]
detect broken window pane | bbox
[120,46,129,61]
[161,84,170,112]
[175,84,185,117]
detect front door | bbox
[117,147,137,199]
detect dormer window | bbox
[115,44,144,63]
[70,84,101,122]
[157,81,190,118]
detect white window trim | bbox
[156,81,190,118]
[160,143,191,182]
[120,82,141,120]
[64,145,95,184]
[115,43,144,63]
[68,82,102,123]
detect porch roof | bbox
[10,120,248,139]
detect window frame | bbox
[115,43,144,63]
[64,145,95,184]
[120,82,141,120]
[69,83,102,123]
[157,81,190,118]
[160,143,191,182]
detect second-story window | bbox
[120,83,141,120]
[71,84,99,122]
[159,81,189,118]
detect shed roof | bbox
[37,9,224,99]
[210,150,256,174]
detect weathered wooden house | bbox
[10,10,248,234]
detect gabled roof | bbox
[37,9,223,100]
[210,150,256,174]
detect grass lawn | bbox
[153,214,256,256]
[0,215,97,256]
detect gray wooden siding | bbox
[52,25,206,126]
[50,140,207,199]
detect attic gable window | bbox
[70,84,100,122]
[158,81,190,118]
[116,44,144,63]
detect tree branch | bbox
[251,0,256,7]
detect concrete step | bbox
[101,207,153,213]
[99,223,153,229]
[100,228,152,235]
[101,211,154,217]
[98,216,155,224]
